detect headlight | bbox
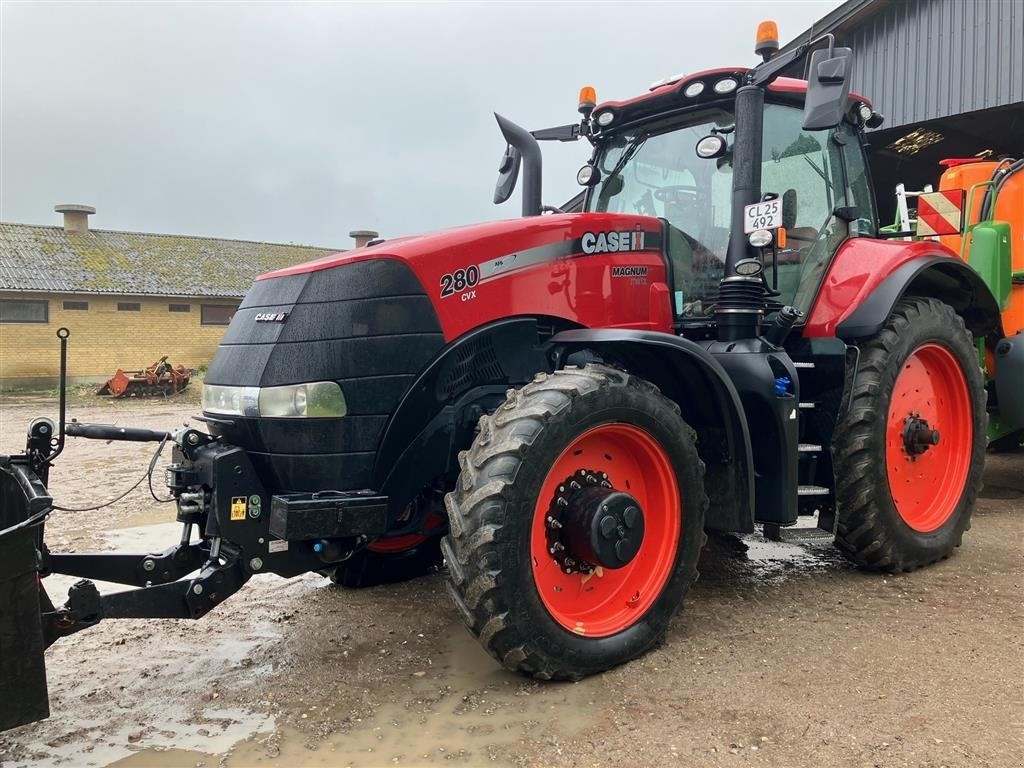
[202,382,346,418]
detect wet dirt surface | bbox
[1,393,1022,767]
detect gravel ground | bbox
[0,392,1021,768]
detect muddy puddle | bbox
[106,615,599,768]
[225,627,598,768]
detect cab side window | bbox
[838,121,878,237]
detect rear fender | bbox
[550,329,755,533]
[835,255,1002,341]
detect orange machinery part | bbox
[939,160,1023,335]
[105,370,131,397]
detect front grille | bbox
[204,259,445,491]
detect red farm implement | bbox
[96,356,192,398]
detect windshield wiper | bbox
[803,155,831,188]
[600,134,648,192]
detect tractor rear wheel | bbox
[832,298,986,572]
[443,364,707,680]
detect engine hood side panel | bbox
[258,213,674,340]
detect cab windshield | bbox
[587,103,868,318]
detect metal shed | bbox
[780,0,1024,223]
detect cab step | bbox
[762,524,835,544]
[798,484,830,496]
[798,443,822,453]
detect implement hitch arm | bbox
[41,543,250,647]
[45,541,208,588]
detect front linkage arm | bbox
[40,540,250,647]
[44,541,209,589]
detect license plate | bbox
[743,200,783,233]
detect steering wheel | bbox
[654,185,699,204]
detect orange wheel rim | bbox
[530,423,681,637]
[368,533,428,554]
[885,343,972,532]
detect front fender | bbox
[550,329,755,533]
[373,318,557,519]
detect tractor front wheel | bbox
[833,298,986,571]
[328,537,443,587]
[443,364,707,680]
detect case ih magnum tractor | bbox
[2,22,1021,728]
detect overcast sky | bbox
[1,1,840,248]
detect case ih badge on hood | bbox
[580,228,647,254]
[254,312,288,322]
[2,17,1018,734]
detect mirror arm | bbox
[532,124,581,142]
[749,33,836,88]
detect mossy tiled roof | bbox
[0,223,339,297]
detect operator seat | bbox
[781,189,818,260]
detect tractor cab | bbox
[495,21,879,344]
[582,93,877,328]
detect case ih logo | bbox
[580,229,646,254]
[255,312,288,323]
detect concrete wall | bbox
[0,291,240,388]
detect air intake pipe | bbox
[717,83,766,342]
[495,113,543,217]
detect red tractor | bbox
[2,21,1018,727]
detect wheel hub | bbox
[902,413,941,458]
[546,469,646,573]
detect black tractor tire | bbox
[442,364,707,681]
[832,297,986,572]
[328,536,443,588]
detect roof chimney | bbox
[349,229,379,249]
[55,204,95,234]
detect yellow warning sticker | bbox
[230,496,247,521]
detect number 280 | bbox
[440,266,480,297]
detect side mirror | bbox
[802,47,853,131]
[493,144,522,204]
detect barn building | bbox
[0,205,340,388]
[779,0,1023,224]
